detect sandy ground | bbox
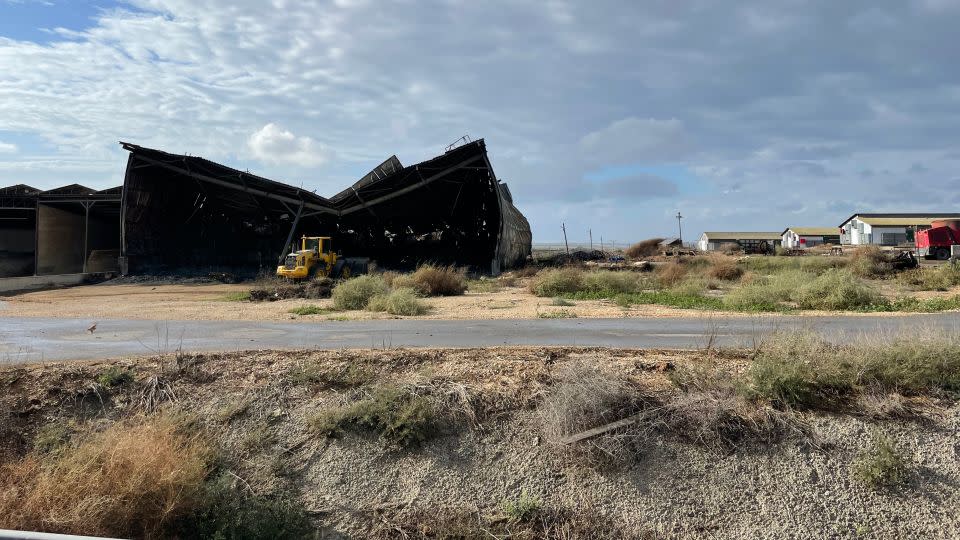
[0,282,712,321]
[2,347,957,538]
[2,279,958,322]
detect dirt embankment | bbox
[2,348,957,538]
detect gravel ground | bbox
[2,347,957,538]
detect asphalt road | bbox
[2,313,959,363]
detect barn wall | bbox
[36,204,85,275]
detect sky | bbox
[1,1,959,243]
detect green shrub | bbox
[33,423,73,454]
[173,475,314,539]
[537,309,577,319]
[550,297,574,306]
[791,269,886,310]
[97,366,134,388]
[851,432,908,489]
[502,491,542,522]
[287,304,330,316]
[366,288,429,316]
[668,278,710,298]
[581,271,641,295]
[897,263,960,291]
[722,281,787,312]
[738,256,846,276]
[609,291,724,310]
[308,385,438,447]
[743,331,960,408]
[288,362,373,389]
[331,275,388,310]
[888,295,960,312]
[530,268,584,296]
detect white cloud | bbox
[579,117,691,164]
[247,123,328,167]
[0,141,18,153]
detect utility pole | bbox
[589,229,593,250]
[561,223,570,254]
[676,211,684,245]
[676,211,684,258]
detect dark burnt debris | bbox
[0,139,531,278]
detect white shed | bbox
[838,213,960,246]
[781,227,841,249]
[697,231,781,253]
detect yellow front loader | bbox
[276,236,351,279]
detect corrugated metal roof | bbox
[782,227,839,236]
[702,231,781,240]
[838,212,960,227]
[858,217,953,226]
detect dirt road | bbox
[3,313,959,363]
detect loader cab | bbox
[302,236,331,255]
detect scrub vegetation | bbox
[525,250,960,313]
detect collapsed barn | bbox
[0,139,530,278]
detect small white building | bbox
[838,213,960,246]
[781,227,841,249]
[697,232,781,253]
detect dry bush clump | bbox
[666,365,811,449]
[539,362,646,464]
[407,264,468,296]
[624,238,664,259]
[849,246,893,278]
[706,254,743,281]
[654,261,688,287]
[0,415,211,538]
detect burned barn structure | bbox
[118,138,530,275]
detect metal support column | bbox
[278,201,304,264]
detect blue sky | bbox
[1,0,959,242]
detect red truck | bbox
[915,220,960,260]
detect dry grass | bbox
[849,246,893,278]
[0,414,211,538]
[742,329,960,409]
[539,362,646,465]
[529,267,584,296]
[705,254,743,281]
[624,238,663,259]
[407,264,468,296]
[366,287,430,315]
[331,274,389,310]
[654,261,688,287]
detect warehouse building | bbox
[0,184,122,278]
[837,213,960,246]
[781,227,841,249]
[697,231,781,253]
[0,138,531,279]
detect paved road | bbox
[2,314,959,363]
